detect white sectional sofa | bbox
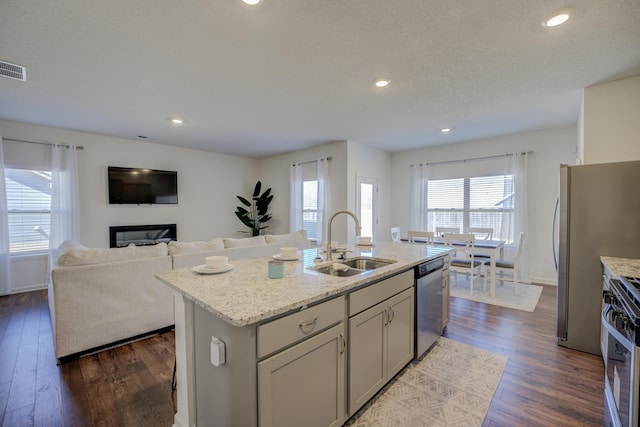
[49,230,309,362]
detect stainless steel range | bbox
[602,276,640,426]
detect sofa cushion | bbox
[57,241,169,266]
[223,235,267,248]
[167,238,224,255]
[264,230,308,244]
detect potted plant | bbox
[235,181,273,236]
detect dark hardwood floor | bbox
[0,285,604,426]
[444,285,605,426]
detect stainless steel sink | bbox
[339,258,396,270]
[309,257,396,277]
[311,265,366,277]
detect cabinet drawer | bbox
[349,269,414,317]
[258,296,345,358]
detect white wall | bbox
[1,119,259,293]
[581,74,640,164]
[390,126,578,285]
[259,141,349,241]
[346,141,392,243]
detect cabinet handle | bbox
[388,306,395,324]
[299,317,318,332]
[383,308,388,326]
[339,332,346,354]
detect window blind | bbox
[5,168,52,253]
[426,174,515,242]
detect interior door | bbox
[356,175,378,241]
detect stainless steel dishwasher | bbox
[415,257,444,359]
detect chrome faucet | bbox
[327,210,361,262]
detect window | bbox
[302,180,318,240]
[5,168,52,253]
[426,174,515,243]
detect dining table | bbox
[401,237,506,298]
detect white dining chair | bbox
[390,227,401,243]
[468,227,494,260]
[443,233,487,296]
[435,226,459,237]
[485,232,525,296]
[468,227,493,240]
[407,231,434,244]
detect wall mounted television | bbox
[108,166,178,205]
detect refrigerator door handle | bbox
[556,165,570,341]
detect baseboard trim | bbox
[9,283,47,295]
[530,276,557,286]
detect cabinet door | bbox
[258,323,345,427]
[386,287,415,379]
[442,268,450,328]
[348,301,386,415]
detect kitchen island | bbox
[156,242,451,427]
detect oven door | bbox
[602,310,639,427]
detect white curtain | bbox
[409,163,429,232]
[507,152,529,282]
[317,158,331,244]
[0,138,11,295]
[289,163,303,232]
[48,144,80,283]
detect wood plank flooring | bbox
[0,285,604,426]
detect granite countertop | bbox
[601,256,640,278]
[156,242,451,327]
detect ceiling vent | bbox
[0,60,26,82]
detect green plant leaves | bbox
[235,181,273,235]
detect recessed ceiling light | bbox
[170,118,184,125]
[374,79,390,88]
[243,0,261,5]
[543,8,572,27]
[441,128,451,133]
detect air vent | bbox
[0,60,26,82]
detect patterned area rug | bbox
[450,275,543,312]
[346,337,508,427]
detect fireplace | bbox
[109,224,177,248]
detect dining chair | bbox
[468,227,494,260]
[407,230,434,244]
[443,233,487,296]
[468,227,493,240]
[435,226,459,237]
[390,227,401,243]
[484,232,525,296]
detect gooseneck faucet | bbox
[327,210,362,262]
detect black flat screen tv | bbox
[108,166,178,204]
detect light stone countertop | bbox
[156,242,451,327]
[601,256,640,279]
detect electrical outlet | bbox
[210,336,226,366]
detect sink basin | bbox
[338,258,396,270]
[311,265,365,277]
[309,257,396,277]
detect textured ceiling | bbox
[1,0,640,158]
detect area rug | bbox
[346,337,508,427]
[450,275,543,312]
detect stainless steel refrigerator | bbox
[556,160,640,355]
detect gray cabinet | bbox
[348,270,414,416]
[257,297,346,427]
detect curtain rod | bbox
[292,156,332,166]
[2,137,85,150]
[411,150,533,167]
